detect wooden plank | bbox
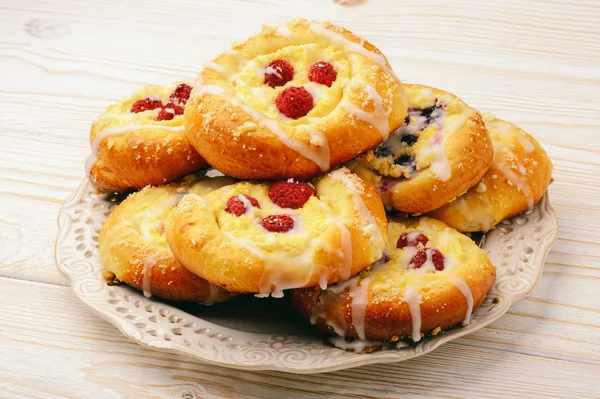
[1,0,600,395]
[1,277,599,399]
[458,272,600,365]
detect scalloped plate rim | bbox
[55,178,558,374]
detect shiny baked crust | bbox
[428,115,553,231]
[166,168,387,296]
[352,84,493,214]
[88,82,208,192]
[291,216,496,342]
[99,174,234,303]
[185,19,408,180]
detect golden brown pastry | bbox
[352,84,493,214]
[166,168,387,296]
[291,216,496,344]
[428,115,553,231]
[87,82,207,192]
[185,19,408,180]
[99,174,234,302]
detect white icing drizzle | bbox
[363,83,391,139]
[426,136,450,182]
[260,244,330,297]
[223,229,327,298]
[400,245,419,269]
[85,124,184,174]
[495,161,534,209]
[405,248,446,273]
[302,81,329,104]
[403,287,422,342]
[310,279,351,336]
[338,224,353,280]
[311,307,346,336]
[308,22,401,85]
[518,135,535,153]
[142,254,162,298]
[204,61,230,76]
[425,109,476,182]
[340,81,390,139]
[197,85,330,171]
[493,145,534,209]
[422,249,436,270]
[449,276,474,325]
[264,65,283,79]
[205,59,247,83]
[348,278,371,340]
[122,193,185,299]
[330,169,384,257]
[406,231,422,243]
[318,271,329,290]
[237,194,257,218]
[303,126,331,169]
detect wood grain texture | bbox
[1,0,599,396]
[1,278,600,399]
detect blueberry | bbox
[394,154,414,166]
[374,145,392,158]
[421,104,444,124]
[420,105,438,119]
[403,115,410,125]
[400,134,418,146]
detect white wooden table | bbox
[1,0,600,397]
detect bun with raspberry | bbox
[291,216,496,345]
[185,19,408,180]
[99,174,235,303]
[166,168,388,296]
[352,84,493,214]
[87,82,208,192]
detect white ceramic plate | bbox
[55,178,558,374]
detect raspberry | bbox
[264,59,294,88]
[308,61,337,87]
[275,86,314,119]
[156,102,184,121]
[409,248,445,271]
[410,249,428,269]
[169,84,193,106]
[130,97,163,113]
[268,181,315,209]
[225,195,260,217]
[397,231,429,249]
[431,249,445,271]
[261,214,294,233]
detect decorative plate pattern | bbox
[55,178,558,374]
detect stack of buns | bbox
[92,19,553,350]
